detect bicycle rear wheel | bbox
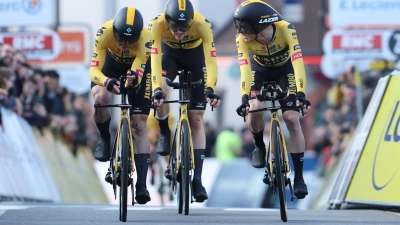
[119,118,129,222]
[178,120,190,215]
[272,120,287,222]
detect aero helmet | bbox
[113,7,143,44]
[233,1,282,34]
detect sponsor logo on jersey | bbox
[251,90,260,98]
[291,52,302,61]
[239,59,248,65]
[212,42,215,47]
[141,64,146,69]
[238,53,243,58]
[144,73,151,100]
[288,23,296,29]
[211,50,217,57]
[287,73,296,94]
[151,48,158,54]
[145,42,152,49]
[136,69,144,77]
[269,45,276,51]
[294,44,301,51]
[92,53,98,58]
[91,60,99,67]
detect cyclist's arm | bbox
[236,34,252,97]
[285,23,306,94]
[199,18,218,90]
[130,29,151,88]
[148,16,163,92]
[90,26,110,87]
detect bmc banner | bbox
[0,0,57,27]
[345,71,400,206]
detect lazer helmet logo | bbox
[180,13,185,18]
[259,17,278,23]
[126,28,132,33]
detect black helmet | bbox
[233,1,282,34]
[113,6,143,44]
[164,0,194,32]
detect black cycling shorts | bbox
[161,42,207,110]
[250,58,299,113]
[91,51,152,115]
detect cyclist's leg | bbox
[278,63,308,198]
[129,59,152,204]
[248,61,269,168]
[91,53,129,162]
[155,44,178,156]
[184,45,208,202]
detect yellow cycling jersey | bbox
[236,20,306,96]
[148,12,218,91]
[89,20,152,87]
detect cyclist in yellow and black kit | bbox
[89,6,152,204]
[234,0,311,199]
[149,0,221,202]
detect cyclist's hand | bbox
[204,88,221,108]
[126,69,139,87]
[296,91,311,114]
[104,77,120,94]
[236,94,250,117]
[152,88,165,110]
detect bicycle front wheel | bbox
[119,118,129,222]
[178,120,190,215]
[272,120,287,222]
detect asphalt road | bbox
[1,204,399,225]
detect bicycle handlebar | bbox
[240,81,305,122]
[255,81,289,102]
[165,70,202,90]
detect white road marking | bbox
[224,208,279,212]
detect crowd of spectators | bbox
[311,63,394,175]
[0,42,98,155]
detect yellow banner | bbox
[346,74,400,204]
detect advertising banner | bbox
[0,0,57,27]
[329,0,400,29]
[345,71,400,206]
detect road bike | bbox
[161,69,211,215]
[242,81,304,222]
[94,75,153,222]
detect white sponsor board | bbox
[321,29,400,78]
[0,0,57,27]
[322,29,398,60]
[329,0,400,29]
[0,29,62,61]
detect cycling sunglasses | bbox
[167,20,193,33]
[114,32,140,45]
[233,20,256,34]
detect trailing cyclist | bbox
[234,1,311,199]
[149,0,221,202]
[89,6,152,204]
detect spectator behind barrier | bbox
[19,77,47,129]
